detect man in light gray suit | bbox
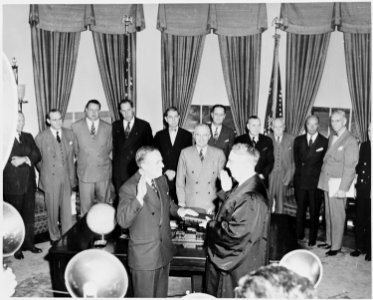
[176,124,226,213]
[72,99,112,217]
[317,110,359,256]
[35,109,76,243]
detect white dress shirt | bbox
[169,127,178,146]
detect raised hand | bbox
[136,175,147,205]
[220,170,232,191]
[164,170,176,181]
[177,207,199,218]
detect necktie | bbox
[213,127,219,142]
[90,122,96,136]
[151,179,159,198]
[125,122,131,138]
[308,137,313,147]
[199,149,204,162]
[252,138,257,148]
[276,136,281,143]
[56,131,61,143]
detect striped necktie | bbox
[199,149,204,161]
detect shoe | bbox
[317,243,331,249]
[14,250,24,260]
[326,249,341,256]
[23,246,42,253]
[365,254,371,261]
[350,250,362,257]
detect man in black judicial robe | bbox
[201,143,271,298]
[153,107,192,203]
[235,116,274,187]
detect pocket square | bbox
[262,147,268,151]
[316,147,324,152]
[224,139,229,143]
[69,141,73,145]
[338,146,344,151]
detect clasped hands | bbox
[11,156,31,167]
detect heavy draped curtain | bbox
[339,2,371,141]
[160,33,206,126]
[30,5,84,131]
[29,4,144,128]
[218,34,262,135]
[285,33,331,136]
[30,26,81,131]
[92,33,137,121]
[281,3,334,135]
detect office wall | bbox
[3,3,351,136]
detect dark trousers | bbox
[295,187,322,244]
[4,190,36,249]
[130,264,170,298]
[354,195,371,253]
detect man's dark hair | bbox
[46,108,62,120]
[211,104,226,114]
[164,106,179,117]
[119,99,134,110]
[247,115,260,123]
[85,99,101,110]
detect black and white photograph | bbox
[2,1,371,298]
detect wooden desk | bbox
[47,217,207,297]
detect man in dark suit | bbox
[208,104,235,158]
[351,124,371,261]
[112,99,153,195]
[235,116,274,186]
[317,110,359,256]
[3,112,42,259]
[201,144,270,298]
[116,146,197,297]
[35,109,76,244]
[294,115,328,247]
[153,107,192,203]
[72,100,112,217]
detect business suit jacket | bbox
[294,133,328,190]
[176,145,226,212]
[3,132,41,195]
[116,172,179,271]
[154,127,193,173]
[35,128,76,191]
[234,133,274,185]
[269,132,295,185]
[355,141,371,196]
[318,129,359,192]
[208,124,235,158]
[72,118,112,183]
[112,118,153,191]
[206,175,270,298]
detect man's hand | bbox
[11,156,29,167]
[136,175,147,205]
[177,207,199,218]
[164,170,176,181]
[199,216,211,229]
[334,190,346,198]
[220,170,232,191]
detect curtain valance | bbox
[337,2,371,34]
[29,4,145,34]
[210,4,268,36]
[157,4,268,36]
[280,3,336,34]
[157,4,211,36]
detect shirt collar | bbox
[169,126,178,133]
[123,117,135,128]
[250,134,259,142]
[211,123,222,132]
[86,118,99,127]
[196,145,207,155]
[307,132,318,141]
[335,127,346,137]
[50,127,61,137]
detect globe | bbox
[3,202,25,256]
[86,203,116,236]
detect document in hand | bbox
[328,177,355,198]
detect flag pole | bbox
[271,17,283,120]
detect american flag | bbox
[264,61,283,135]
